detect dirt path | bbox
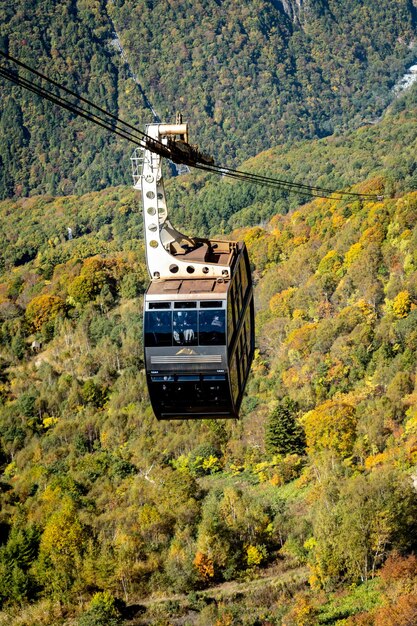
[135,565,309,608]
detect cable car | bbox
[132,121,254,419]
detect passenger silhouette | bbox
[173,311,196,344]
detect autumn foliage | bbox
[26,294,65,331]
[194,551,214,580]
[302,401,357,458]
[3,96,417,624]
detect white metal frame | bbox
[132,123,231,281]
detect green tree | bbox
[78,592,123,626]
[265,397,305,455]
[35,498,88,600]
[189,443,221,476]
[0,524,39,606]
[308,469,417,588]
[0,97,29,198]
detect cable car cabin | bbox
[133,120,255,419]
[144,241,254,419]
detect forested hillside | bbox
[2,86,417,279]
[2,96,417,623]
[1,0,417,199]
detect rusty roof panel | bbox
[188,280,215,293]
[161,280,182,292]
[147,278,229,297]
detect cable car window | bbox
[244,311,251,357]
[231,355,239,401]
[233,270,242,328]
[237,351,244,398]
[200,301,223,308]
[240,334,248,377]
[234,289,242,329]
[203,375,226,381]
[173,311,198,345]
[241,258,248,297]
[149,302,171,309]
[145,311,172,346]
[199,310,226,345]
[174,301,197,309]
[228,287,235,344]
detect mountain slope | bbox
[1,111,417,623]
[1,0,416,199]
[110,0,417,161]
[0,0,148,198]
[166,86,417,236]
[1,84,417,280]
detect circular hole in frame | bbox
[147,207,156,216]
[186,266,195,274]
[169,264,179,274]
[149,240,159,248]
[146,191,155,199]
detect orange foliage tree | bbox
[374,594,417,626]
[194,551,214,580]
[26,294,65,331]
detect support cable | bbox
[0,51,382,201]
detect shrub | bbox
[78,592,123,626]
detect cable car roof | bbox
[146,278,229,297]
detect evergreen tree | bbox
[265,397,305,455]
[0,525,40,606]
[0,97,30,199]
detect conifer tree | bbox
[265,397,305,455]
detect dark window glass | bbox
[174,301,197,309]
[173,310,198,345]
[145,311,172,346]
[228,287,235,345]
[240,334,248,379]
[149,302,171,309]
[200,301,223,308]
[198,310,226,345]
[233,271,242,329]
[231,355,239,402]
[244,310,251,357]
[149,378,230,412]
[203,375,226,381]
[236,351,242,386]
[241,257,249,298]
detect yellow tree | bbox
[392,290,412,319]
[26,294,65,331]
[35,498,87,600]
[301,400,357,459]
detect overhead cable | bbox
[201,163,379,199]
[0,50,167,150]
[191,162,358,201]
[0,65,146,147]
[0,51,382,201]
